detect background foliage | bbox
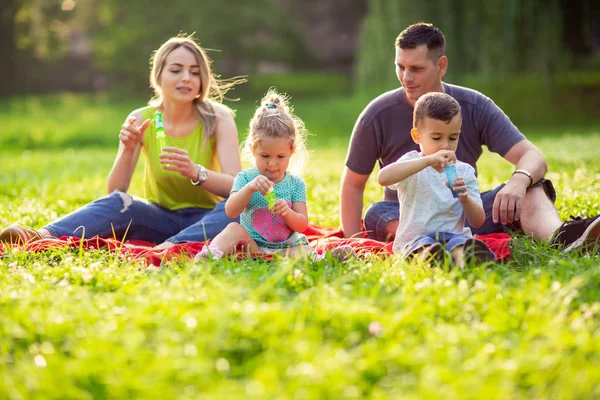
[357,0,591,86]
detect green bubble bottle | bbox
[155,111,167,160]
[265,187,277,210]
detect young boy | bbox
[377,92,494,268]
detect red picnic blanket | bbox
[0,223,511,267]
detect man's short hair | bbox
[413,92,461,128]
[396,22,446,61]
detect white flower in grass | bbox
[216,358,230,372]
[368,321,383,336]
[34,354,47,368]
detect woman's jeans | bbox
[44,191,237,244]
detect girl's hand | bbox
[247,175,273,195]
[159,147,199,179]
[119,117,150,151]
[271,199,290,217]
[449,177,469,202]
[427,150,456,169]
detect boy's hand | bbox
[271,199,290,217]
[447,177,469,202]
[427,150,456,169]
[119,117,150,150]
[248,175,273,195]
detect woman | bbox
[0,36,244,248]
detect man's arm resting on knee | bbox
[494,139,549,223]
[503,140,548,185]
[340,167,370,238]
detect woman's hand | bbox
[271,199,291,217]
[247,175,273,195]
[427,150,456,169]
[159,147,200,179]
[119,117,150,151]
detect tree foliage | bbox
[356,0,598,93]
[90,0,308,93]
[6,0,310,95]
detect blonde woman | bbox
[1,36,244,248]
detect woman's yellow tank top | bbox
[140,106,222,210]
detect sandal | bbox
[0,224,45,244]
[463,238,495,264]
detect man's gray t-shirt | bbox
[345,83,525,201]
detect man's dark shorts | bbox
[363,179,557,241]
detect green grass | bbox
[1,94,600,399]
[0,93,365,151]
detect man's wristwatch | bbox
[512,169,533,187]
[191,164,208,186]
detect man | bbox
[340,22,600,252]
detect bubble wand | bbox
[155,111,167,160]
[265,187,278,210]
[443,162,463,198]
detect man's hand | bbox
[492,180,527,225]
[497,139,549,226]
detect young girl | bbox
[197,90,353,260]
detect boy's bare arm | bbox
[452,176,485,228]
[461,196,486,228]
[378,150,456,187]
[378,157,429,186]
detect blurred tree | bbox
[0,0,16,96]
[560,0,599,68]
[13,0,77,60]
[283,0,368,71]
[5,0,98,94]
[7,1,365,95]
[356,0,597,93]
[90,0,309,94]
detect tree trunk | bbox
[0,0,16,97]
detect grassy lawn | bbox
[1,95,599,399]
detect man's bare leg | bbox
[519,185,562,242]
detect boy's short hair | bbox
[413,92,461,128]
[396,22,446,61]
